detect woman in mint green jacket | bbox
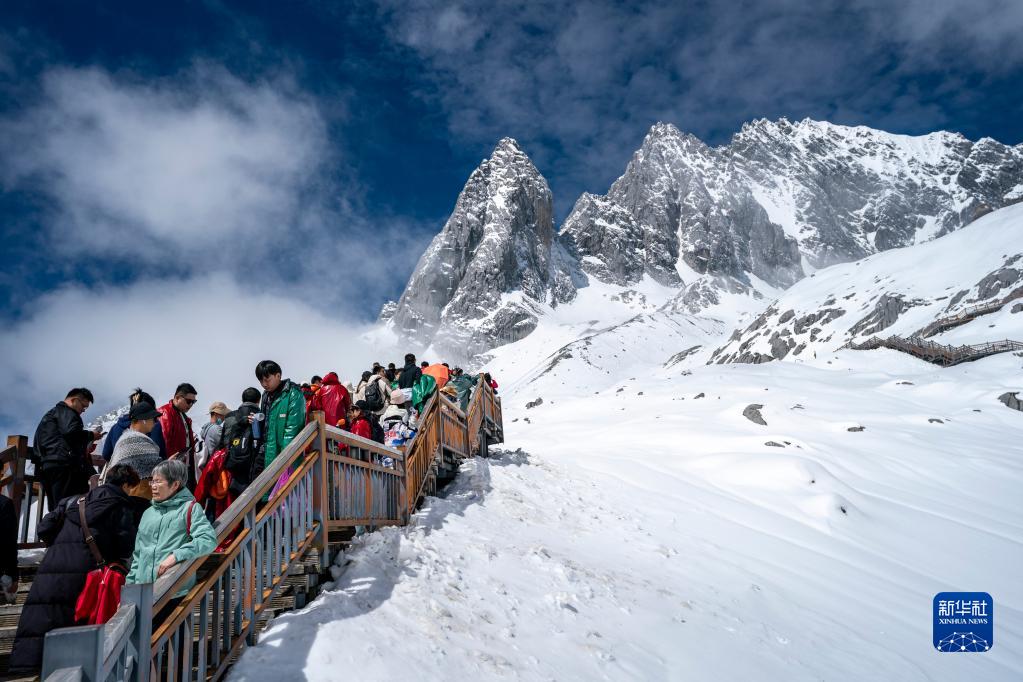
[126,459,216,604]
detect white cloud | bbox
[0,274,402,435]
[1,64,328,260]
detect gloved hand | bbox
[0,575,18,605]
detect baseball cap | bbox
[129,402,162,422]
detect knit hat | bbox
[106,430,162,480]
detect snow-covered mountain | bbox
[561,122,804,290]
[385,138,580,359]
[385,118,1022,359]
[711,202,1023,364]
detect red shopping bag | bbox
[72,496,127,625]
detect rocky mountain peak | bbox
[385,138,576,360]
[633,121,714,165]
[566,120,801,289]
[492,136,527,156]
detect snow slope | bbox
[231,348,1023,681]
[711,202,1023,364]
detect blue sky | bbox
[0,0,1021,430]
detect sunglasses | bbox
[181,397,197,405]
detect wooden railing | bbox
[401,394,440,519]
[1,435,48,548]
[323,422,405,528]
[915,287,1023,338]
[24,374,503,681]
[41,583,152,682]
[439,397,469,460]
[481,380,502,435]
[850,334,1023,366]
[466,387,484,454]
[145,421,323,682]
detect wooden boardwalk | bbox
[849,335,1023,366]
[913,287,1023,338]
[849,287,1023,365]
[1,378,503,681]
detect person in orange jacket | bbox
[422,362,451,389]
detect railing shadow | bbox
[228,530,404,682]
[412,447,526,538]
[234,450,526,678]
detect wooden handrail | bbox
[916,287,1023,337]
[153,422,319,610]
[850,333,1023,366]
[401,393,440,519]
[209,424,317,542]
[324,424,405,460]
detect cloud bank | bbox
[0,61,419,433]
[2,65,329,262]
[0,274,399,435]
[0,61,434,315]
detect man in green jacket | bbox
[255,360,307,470]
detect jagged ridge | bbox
[386,118,1023,359]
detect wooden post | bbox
[244,506,257,646]
[311,411,330,570]
[6,435,28,518]
[398,446,409,525]
[42,622,102,681]
[122,582,153,682]
[437,404,445,453]
[463,401,471,461]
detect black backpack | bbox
[364,379,385,412]
[222,411,257,477]
[370,419,385,444]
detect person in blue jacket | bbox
[102,388,166,460]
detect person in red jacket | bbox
[302,376,321,415]
[313,372,351,428]
[349,401,374,441]
[158,383,198,490]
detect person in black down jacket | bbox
[0,493,17,604]
[398,353,422,390]
[34,387,104,508]
[8,464,148,674]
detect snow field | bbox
[233,349,1023,681]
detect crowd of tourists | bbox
[1,353,497,674]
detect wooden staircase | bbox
[913,287,1023,338]
[849,335,1023,366]
[2,378,504,681]
[848,287,1023,366]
